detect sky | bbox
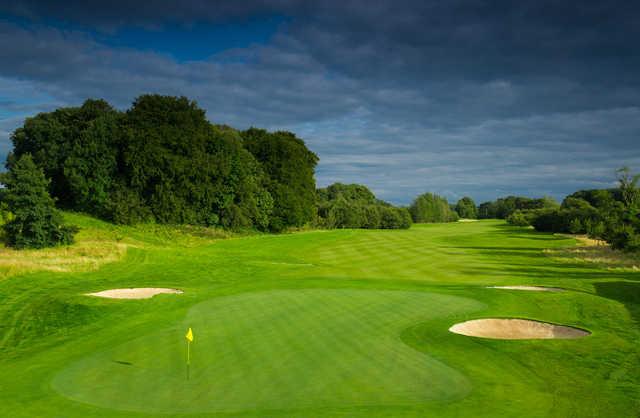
[1,1,639,205]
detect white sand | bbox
[449,318,590,339]
[85,288,183,299]
[488,285,565,292]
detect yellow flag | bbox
[185,327,193,342]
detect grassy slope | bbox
[0,216,638,417]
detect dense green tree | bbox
[320,183,377,203]
[409,193,458,223]
[10,99,117,207]
[325,197,361,229]
[316,183,410,229]
[9,95,277,230]
[530,197,599,234]
[1,154,77,249]
[527,168,640,251]
[506,210,531,226]
[380,206,412,229]
[478,196,558,219]
[455,196,477,219]
[565,189,620,208]
[63,111,121,216]
[478,201,498,219]
[119,95,272,228]
[242,128,318,231]
[362,204,383,229]
[586,220,606,242]
[605,168,640,250]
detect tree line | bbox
[477,196,559,219]
[5,94,635,251]
[1,96,319,247]
[1,94,487,249]
[503,168,639,251]
[316,183,412,229]
[4,95,457,248]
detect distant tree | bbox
[322,183,377,203]
[379,206,412,229]
[569,218,583,234]
[316,183,410,229]
[362,204,383,229]
[506,210,530,226]
[586,220,606,244]
[605,168,640,251]
[478,201,498,219]
[455,196,477,219]
[1,154,77,249]
[326,197,360,228]
[617,167,640,209]
[528,168,640,251]
[409,193,457,223]
[478,195,558,219]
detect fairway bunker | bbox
[85,288,183,299]
[488,285,564,292]
[449,318,590,339]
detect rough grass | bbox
[0,216,638,417]
[545,234,640,271]
[0,213,238,280]
[0,240,127,278]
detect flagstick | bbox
[187,340,191,380]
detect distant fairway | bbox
[0,216,638,417]
[53,290,483,413]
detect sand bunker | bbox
[488,285,564,292]
[449,318,590,339]
[85,288,183,299]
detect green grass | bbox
[0,217,638,417]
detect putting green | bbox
[52,289,484,414]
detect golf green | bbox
[53,289,484,413]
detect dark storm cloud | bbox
[0,0,639,203]
[8,0,638,82]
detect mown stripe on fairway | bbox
[51,289,484,414]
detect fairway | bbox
[0,218,639,417]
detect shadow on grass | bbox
[459,266,634,282]
[594,281,640,324]
[447,245,627,280]
[445,223,640,282]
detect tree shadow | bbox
[593,281,640,324]
[450,243,638,282]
